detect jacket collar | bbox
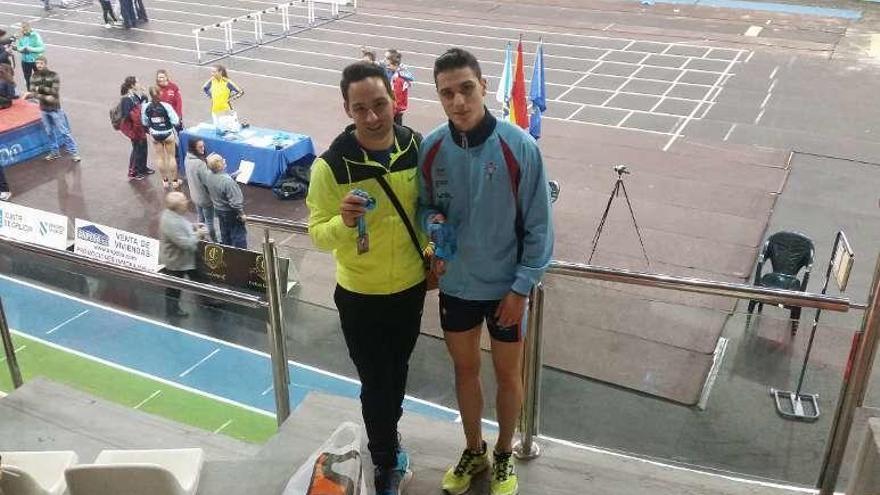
[448,107,496,149]
[330,123,414,165]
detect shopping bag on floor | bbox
[282,421,367,495]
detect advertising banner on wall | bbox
[0,202,68,250]
[74,219,160,272]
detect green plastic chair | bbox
[747,231,815,333]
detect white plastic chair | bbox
[65,448,203,495]
[0,451,78,495]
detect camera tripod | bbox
[588,165,651,269]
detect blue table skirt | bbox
[0,121,51,168]
[178,124,316,187]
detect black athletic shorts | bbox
[439,292,523,343]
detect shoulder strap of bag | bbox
[374,174,428,268]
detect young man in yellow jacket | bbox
[306,62,426,495]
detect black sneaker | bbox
[144,168,156,175]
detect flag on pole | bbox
[508,38,529,129]
[528,38,546,139]
[496,42,513,118]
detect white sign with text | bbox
[74,219,160,272]
[0,202,68,250]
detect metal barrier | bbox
[0,297,23,390]
[239,216,880,490]
[520,259,876,495]
[192,0,356,65]
[0,234,294,425]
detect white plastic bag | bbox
[283,421,368,495]
[217,111,242,134]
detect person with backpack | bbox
[115,76,152,180]
[382,49,414,126]
[418,48,553,495]
[141,85,180,189]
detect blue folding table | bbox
[178,123,316,187]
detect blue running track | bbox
[0,274,458,422]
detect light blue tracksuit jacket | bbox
[418,110,554,301]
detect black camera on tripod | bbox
[613,165,630,176]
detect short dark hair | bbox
[433,48,482,85]
[340,62,392,102]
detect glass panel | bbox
[538,273,861,486]
[0,243,277,443]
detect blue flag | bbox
[528,39,546,139]
[496,42,513,117]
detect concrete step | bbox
[214,392,813,495]
[0,379,259,463]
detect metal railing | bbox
[5,212,872,492]
[516,259,877,495]
[244,215,308,235]
[0,234,294,426]
[245,215,879,492]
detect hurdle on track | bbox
[192,0,356,65]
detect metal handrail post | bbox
[0,297,23,389]
[818,253,880,494]
[514,283,544,460]
[263,231,291,425]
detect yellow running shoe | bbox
[441,441,490,495]
[490,450,518,495]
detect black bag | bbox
[109,100,125,130]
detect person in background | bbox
[360,46,376,64]
[23,56,81,163]
[382,49,415,126]
[142,86,180,190]
[205,153,246,248]
[0,30,15,72]
[98,0,120,27]
[159,191,208,319]
[0,64,17,110]
[0,64,12,201]
[202,65,243,129]
[184,138,216,242]
[157,69,184,171]
[119,0,137,28]
[118,76,152,180]
[0,66,13,200]
[134,0,149,23]
[0,166,10,201]
[12,23,45,89]
[156,69,183,127]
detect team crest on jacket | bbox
[485,161,497,180]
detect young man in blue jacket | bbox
[418,48,553,495]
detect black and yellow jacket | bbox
[306,124,425,295]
